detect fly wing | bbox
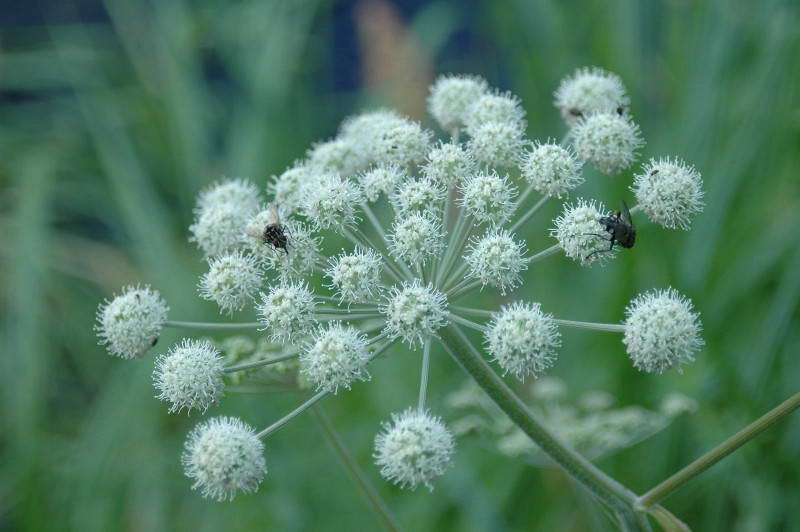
[269,203,281,225]
[620,200,633,227]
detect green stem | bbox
[165,320,260,330]
[450,306,493,319]
[224,352,299,373]
[447,279,483,301]
[448,312,487,332]
[440,324,637,511]
[554,320,625,333]
[311,406,403,532]
[417,339,432,411]
[256,389,328,439]
[528,244,562,264]
[637,391,800,509]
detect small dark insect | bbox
[585,200,636,260]
[151,337,159,347]
[253,204,289,254]
[568,108,584,118]
[263,205,289,254]
[616,106,625,116]
[650,169,659,176]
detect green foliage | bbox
[1,0,798,530]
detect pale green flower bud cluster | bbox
[95,67,708,501]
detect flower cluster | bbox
[95,67,705,501]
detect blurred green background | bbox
[1,0,799,530]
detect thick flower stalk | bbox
[96,68,723,527]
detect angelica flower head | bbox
[458,171,518,226]
[428,74,489,132]
[485,302,561,380]
[467,121,527,169]
[325,248,384,303]
[95,285,169,359]
[623,288,704,374]
[375,118,433,169]
[360,164,406,203]
[421,142,476,187]
[632,157,705,230]
[307,137,368,176]
[552,199,617,267]
[554,67,629,125]
[268,165,317,217]
[465,229,528,295]
[300,322,371,393]
[465,90,526,133]
[190,179,262,257]
[244,215,321,280]
[257,281,317,343]
[391,177,445,216]
[199,251,262,315]
[153,339,225,414]
[388,212,446,266]
[572,112,644,175]
[382,280,449,348]
[302,173,362,230]
[374,408,455,490]
[195,178,262,214]
[521,141,584,198]
[182,416,266,501]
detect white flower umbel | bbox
[551,199,617,267]
[421,142,476,187]
[96,285,169,359]
[257,282,317,343]
[391,177,446,216]
[244,215,321,280]
[182,416,266,501]
[521,141,584,198]
[382,280,449,348]
[623,288,704,374]
[300,322,371,393]
[339,108,407,164]
[632,157,705,230]
[195,178,262,214]
[190,179,262,257]
[154,339,225,414]
[467,121,527,169]
[376,119,433,169]
[388,212,446,266]
[458,171,518,226]
[325,248,384,303]
[428,74,489,132]
[464,90,526,133]
[302,173,362,230]
[199,251,262,315]
[307,137,369,176]
[554,67,629,125]
[485,302,560,380]
[190,203,253,258]
[465,229,528,295]
[268,165,317,216]
[374,409,455,491]
[360,165,406,203]
[572,112,643,176]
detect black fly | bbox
[585,200,636,260]
[250,204,289,254]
